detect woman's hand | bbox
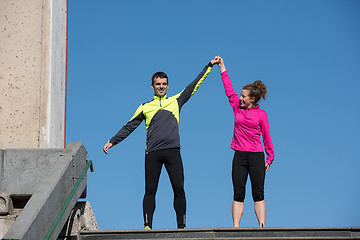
[265,163,270,172]
[218,56,227,73]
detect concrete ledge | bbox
[4,143,89,240]
[0,148,64,195]
[80,227,360,240]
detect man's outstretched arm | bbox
[103,104,145,154]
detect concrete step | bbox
[79,227,360,240]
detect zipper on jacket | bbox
[159,98,162,107]
[247,108,250,117]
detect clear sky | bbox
[66,0,360,230]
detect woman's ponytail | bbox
[243,80,267,105]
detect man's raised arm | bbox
[176,56,220,108]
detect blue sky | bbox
[66,0,360,230]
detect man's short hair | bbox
[152,72,168,85]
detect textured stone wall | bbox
[0,0,66,148]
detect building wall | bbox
[0,0,67,148]
[47,0,67,148]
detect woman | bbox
[216,57,274,227]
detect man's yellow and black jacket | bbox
[108,62,214,153]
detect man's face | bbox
[151,77,169,97]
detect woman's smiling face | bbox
[239,89,255,108]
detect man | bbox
[103,57,219,229]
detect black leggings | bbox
[232,151,266,202]
[143,148,186,228]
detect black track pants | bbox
[232,151,266,202]
[143,148,186,229]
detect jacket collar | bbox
[240,105,260,110]
[153,94,167,100]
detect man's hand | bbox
[103,142,113,154]
[211,56,221,65]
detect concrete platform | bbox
[80,227,360,240]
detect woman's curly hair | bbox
[243,80,267,105]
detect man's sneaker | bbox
[144,226,151,230]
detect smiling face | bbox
[151,77,169,97]
[239,89,256,108]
